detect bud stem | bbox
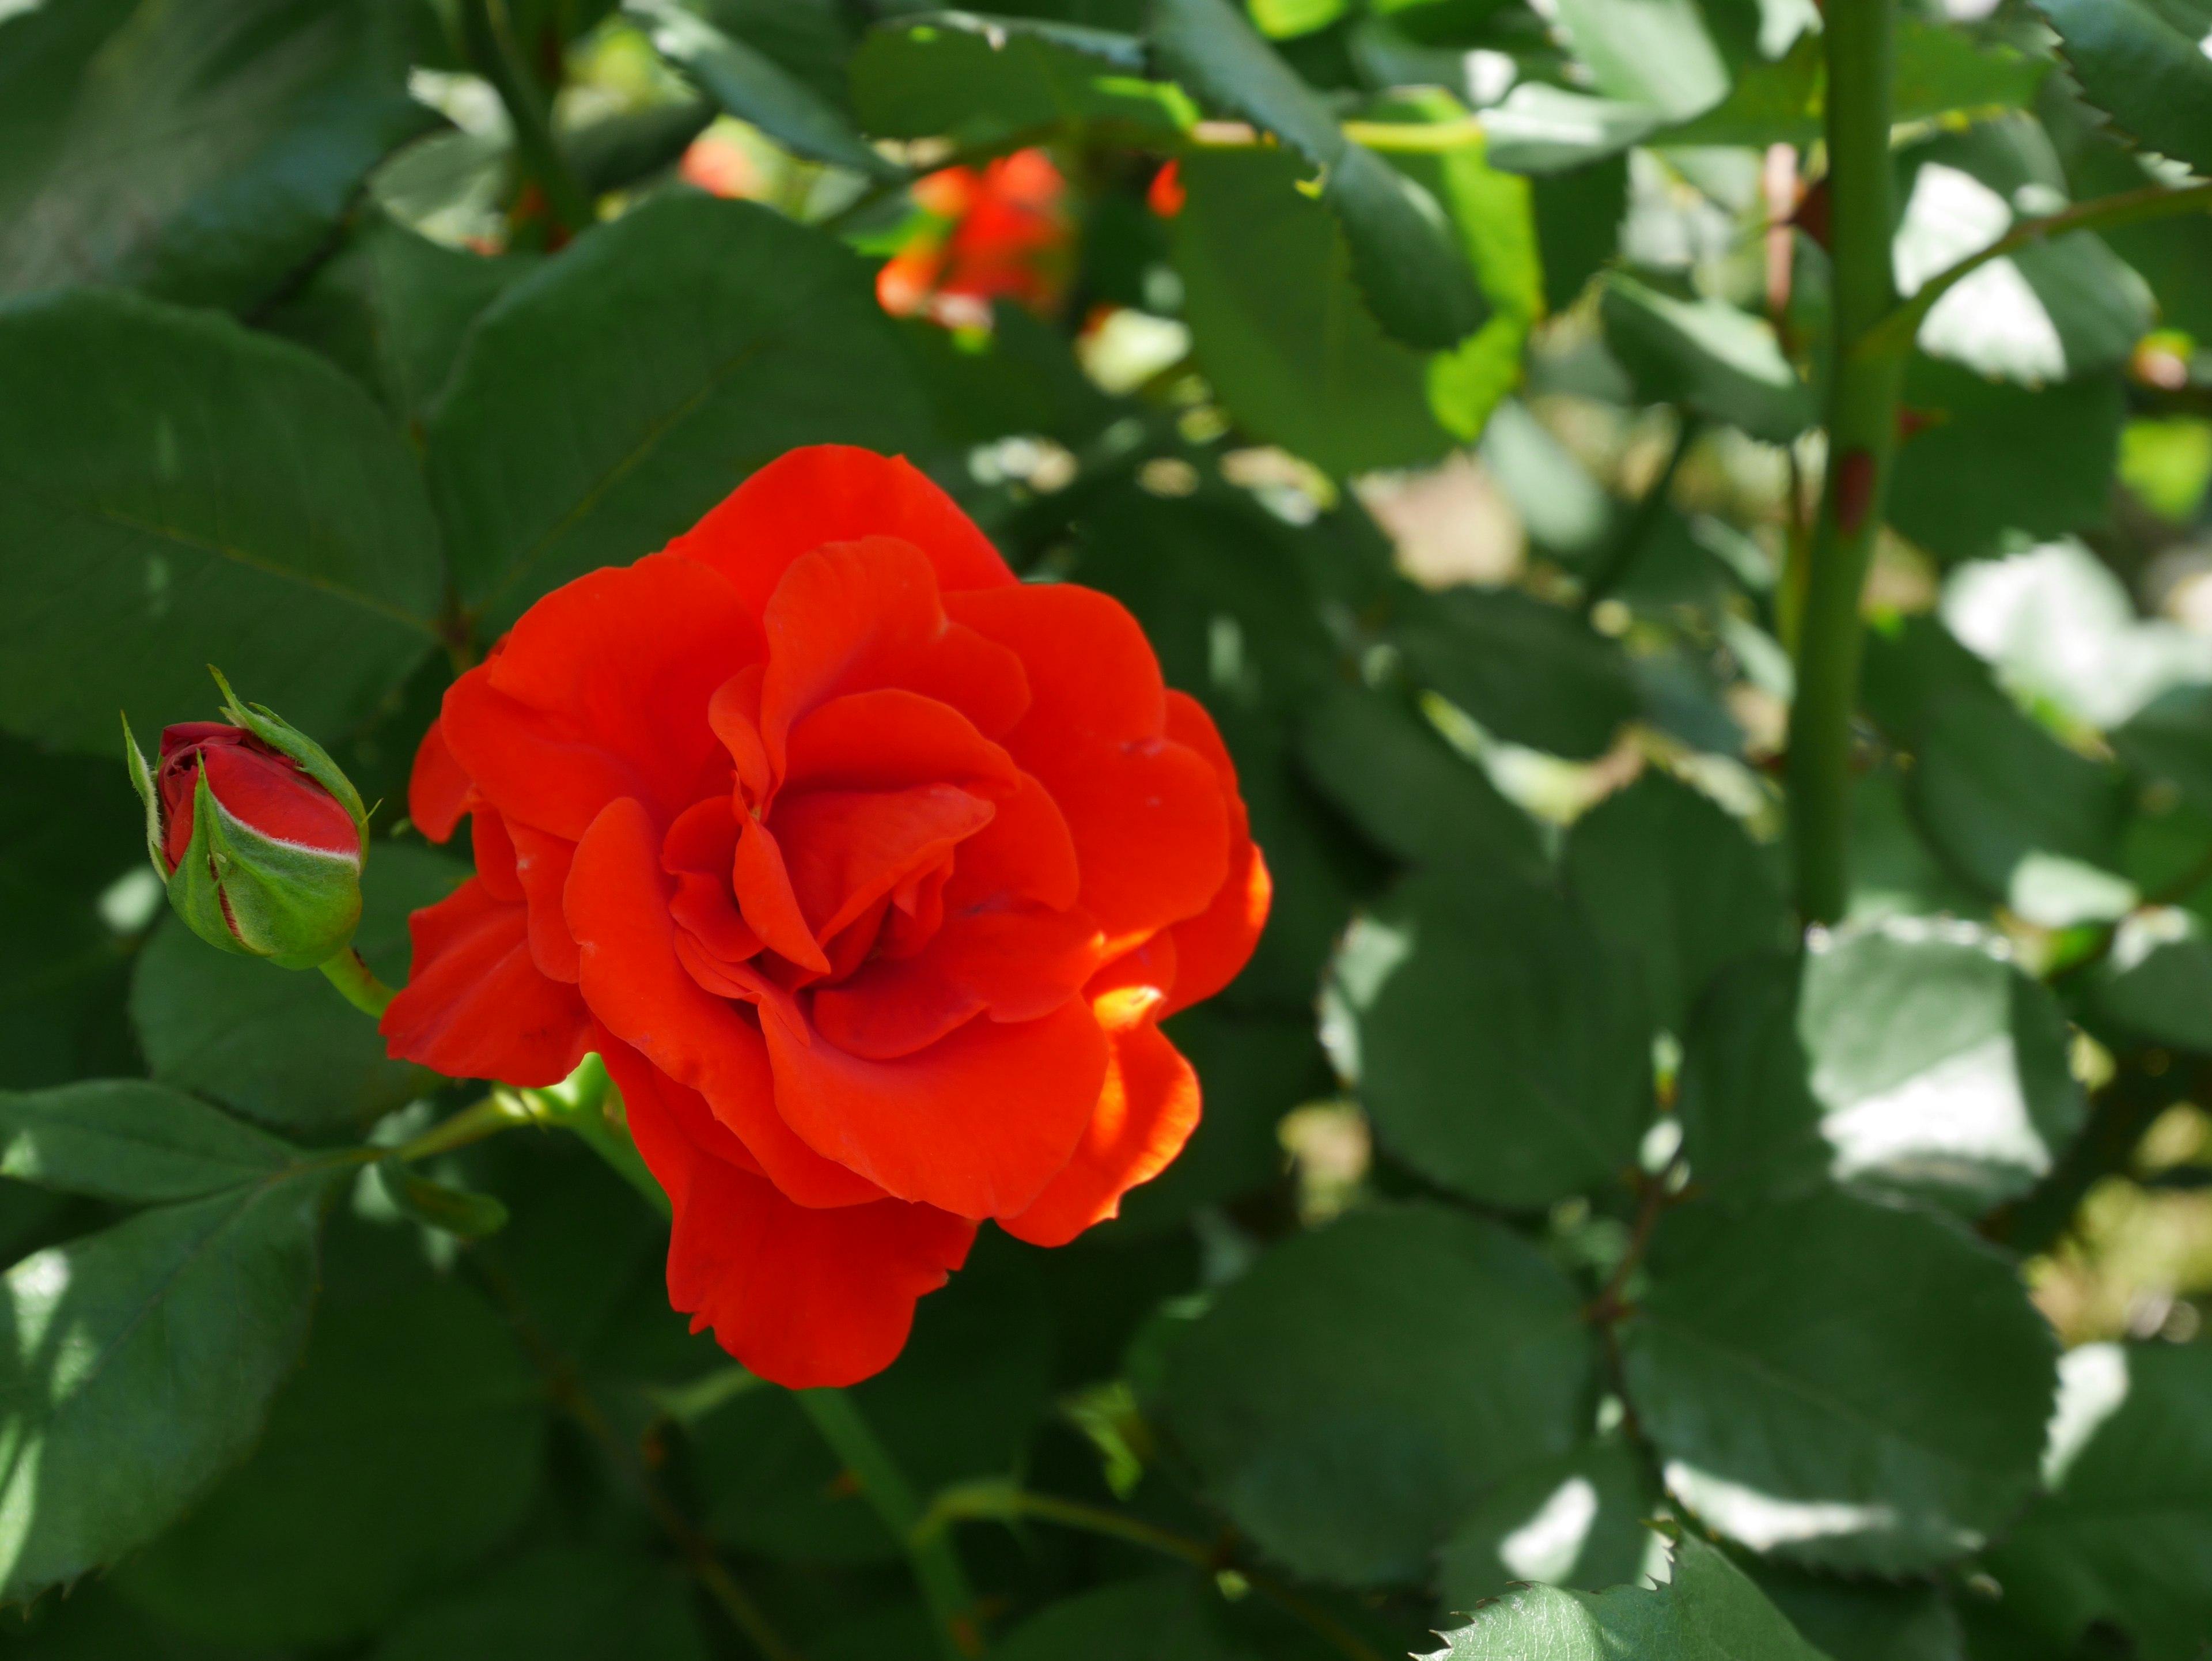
[319,948,399,1019]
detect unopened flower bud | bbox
[124,672,369,970]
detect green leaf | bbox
[116,1272,544,1648]
[1483,86,1661,176]
[0,1080,296,1204]
[1564,773,1788,1036]
[1910,683,2133,928]
[261,213,545,429]
[0,289,444,755]
[425,194,935,628]
[631,0,897,178]
[1982,1341,2212,1661]
[992,1575,1234,1661]
[1619,1187,2058,1574]
[1550,0,1728,123]
[1152,0,1487,351]
[1298,683,1548,879]
[1437,1437,1660,1607]
[1425,1531,1829,1660]
[1173,147,1451,476]
[1601,275,1813,444]
[374,1158,509,1239]
[369,1545,710,1661]
[0,0,435,312]
[1164,1203,1599,1585]
[2113,682,2212,820]
[849,14,1191,147]
[0,1170,331,1601]
[0,739,146,1091]
[1693,922,2083,1213]
[1889,360,2126,564]
[132,843,464,1137]
[1327,872,1651,1208]
[1479,400,1619,569]
[1748,1565,1967,1661]
[1392,587,1639,760]
[2037,0,2212,176]
[2090,907,2212,1047]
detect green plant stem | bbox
[379,1093,529,1164]
[798,1389,984,1658]
[1582,414,1702,613]
[507,1060,671,1217]
[1785,0,1907,926]
[1863,179,2212,360]
[918,1485,1383,1661]
[457,0,596,234]
[317,948,397,1019]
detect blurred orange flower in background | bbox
[876,149,1070,329]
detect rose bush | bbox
[381,444,1268,1386]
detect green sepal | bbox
[122,713,167,880]
[168,766,363,970]
[374,1157,510,1239]
[209,665,371,854]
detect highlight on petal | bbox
[381,877,594,1087]
[1001,1019,1201,1247]
[607,1045,973,1390]
[665,444,1015,617]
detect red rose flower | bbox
[876,149,1070,330]
[383,447,1268,1387]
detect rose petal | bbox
[733,815,832,975]
[785,688,1017,796]
[666,444,1014,616]
[471,808,522,902]
[950,584,1229,946]
[1160,691,1270,1014]
[509,821,582,983]
[1000,1019,1200,1247]
[445,554,757,839]
[567,797,880,1207]
[407,718,474,844]
[607,1045,972,1389]
[772,783,993,944]
[381,877,594,1087]
[749,975,1108,1220]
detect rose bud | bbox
[124,672,370,970]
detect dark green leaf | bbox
[1172,147,1450,476]
[1164,1203,1599,1584]
[1749,1565,1967,1661]
[374,1158,509,1239]
[369,1545,709,1661]
[0,1080,296,1204]
[0,0,435,312]
[1620,1187,2057,1574]
[0,289,444,755]
[1564,773,1788,1035]
[0,740,146,1091]
[1393,588,1639,760]
[1683,924,2084,1213]
[1483,86,1660,175]
[1601,275,1812,444]
[2113,682,2212,819]
[2088,906,2212,1050]
[261,213,544,429]
[1426,1532,1828,1660]
[1151,0,1486,350]
[131,843,464,1137]
[1982,1341,2212,1661]
[1437,1437,1660,1607]
[2038,0,2212,176]
[632,0,897,177]
[1889,360,2125,564]
[993,1575,1236,1661]
[425,195,935,627]
[1298,683,1548,879]
[117,1274,544,1647]
[1327,873,1651,1209]
[0,1170,331,1600]
[850,14,1189,147]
